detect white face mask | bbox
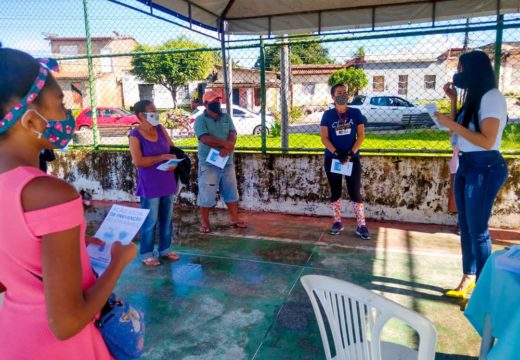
[145,112,160,126]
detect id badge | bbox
[335,128,351,136]
[451,133,459,147]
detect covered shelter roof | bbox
[132,0,519,35]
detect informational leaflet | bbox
[496,245,520,275]
[157,158,184,171]
[425,103,449,130]
[331,159,353,176]
[87,205,149,275]
[206,148,229,169]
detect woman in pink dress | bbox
[0,48,136,359]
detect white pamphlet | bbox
[331,159,353,176]
[206,148,229,169]
[424,103,449,130]
[495,245,520,275]
[87,205,149,275]
[157,158,184,171]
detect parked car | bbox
[348,95,434,127]
[75,107,139,130]
[190,104,275,135]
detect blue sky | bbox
[1,0,518,68]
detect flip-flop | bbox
[160,252,180,261]
[199,225,211,233]
[230,221,247,229]
[141,257,160,267]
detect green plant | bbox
[270,119,281,137]
[503,123,520,143]
[328,68,368,97]
[255,36,334,71]
[131,36,215,108]
[161,108,190,128]
[289,106,304,123]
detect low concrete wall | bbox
[49,151,520,229]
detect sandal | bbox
[141,257,160,267]
[230,220,247,229]
[199,224,211,233]
[160,252,180,261]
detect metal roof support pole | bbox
[219,20,232,117]
[82,0,99,148]
[280,35,290,153]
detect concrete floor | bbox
[81,203,519,359]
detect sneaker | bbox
[355,225,371,240]
[329,222,344,235]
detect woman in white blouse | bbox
[436,50,508,299]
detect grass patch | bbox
[175,127,520,154]
[71,125,520,156]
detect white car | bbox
[190,105,275,135]
[348,95,433,126]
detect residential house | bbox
[291,52,455,111]
[291,64,346,112]
[480,42,520,95]
[48,33,197,111]
[205,65,280,113]
[355,53,448,101]
[47,33,138,109]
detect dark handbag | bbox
[169,146,192,187]
[95,294,145,360]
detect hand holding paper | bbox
[425,103,449,130]
[331,159,353,176]
[87,205,149,275]
[206,148,229,169]
[157,158,184,171]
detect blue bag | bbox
[96,294,145,359]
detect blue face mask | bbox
[23,109,76,149]
[453,72,468,89]
[207,102,222,114]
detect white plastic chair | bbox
[300,275,437,360]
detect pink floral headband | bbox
[0,58,59,134]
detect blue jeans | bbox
[139,195,174,259]
[197,163,239,207]
[455,151,508,278]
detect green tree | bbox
[355,46,365,58]
[328,68,368,97]
[131,37,215,108]
[255,40,334,71]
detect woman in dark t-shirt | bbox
[320,83,370,240]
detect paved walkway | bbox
[62,203,520,358]
[1,202,517,358]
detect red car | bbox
[75,107,139,130]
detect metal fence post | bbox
[494,14,504,86]
[82,0,99,148]
[260,38,267,154]
[280,35,290,153]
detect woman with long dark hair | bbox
[436,50,508,298]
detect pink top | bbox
[0,167,112,359]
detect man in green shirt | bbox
[194,91,247,233]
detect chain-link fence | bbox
[2,1,519,155]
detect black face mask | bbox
[453,72,468,89]
[207,102,222,114]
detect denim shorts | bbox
[197,163,239,207]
